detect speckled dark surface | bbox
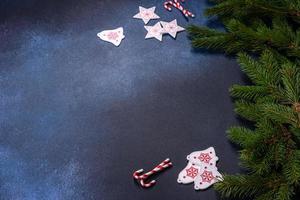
[0,0,245,199]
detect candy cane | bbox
[136,158,172,180]
[133,158,172,188]
[133,158,172,180]
[164,0,195,18]
[133,169,144,180]
[139,179,156,188]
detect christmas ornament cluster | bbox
[134,6,185,42]
[96,4,188,47]
[177,147,223,190]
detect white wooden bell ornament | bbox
[97,27,125,47]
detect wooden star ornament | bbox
[133,6,160,24]
[144,22,164,41]
[160,19,185,38]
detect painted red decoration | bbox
[198,153,212,164]
[200,170,215,183]
[185,166,199,178]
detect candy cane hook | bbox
[164,0,195,18]
[139,178,156,188]
[133,158,173,188]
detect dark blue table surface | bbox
[0,0,245,199]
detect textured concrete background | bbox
[0,0,244,199]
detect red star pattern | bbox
[107,32,119,40]
[186,166,199,178]
[198,153,212,163]
[200,170,215,183]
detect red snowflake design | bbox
[200,170,215,183]
[107,32,119,40]
[186,166,199,178]
[198,153,212,164]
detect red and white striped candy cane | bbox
[133,158,172,180]
[133,169,144,180]
[136,158,172,180]
[133,158,172,188]
[139,179,156,188]
[164,0,195,18]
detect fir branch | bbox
[234,100,261,121]
[275,184,294,200]
[190,0,300,199]
[283,150,300,185]
[262,103,299,127]
[188,18,300,58]
[214,174,265,198]
[205,0,300,23]
[230,85,267,101]
[239,149,273,175]
[281,63,300,104]
[227,126,258,148]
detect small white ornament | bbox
[97,27,125,47]
[177,162,201,184]
[160,19,185,38]
[187,147,219,167]
[177,147,223,190]
[144,22,164,41]
[194,165,223,190]
[133,6,160,24]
